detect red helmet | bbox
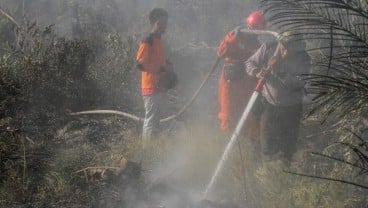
[245,11,265,30]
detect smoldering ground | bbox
[3,0,368,208]
[0,0,265,207]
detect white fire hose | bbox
[203,29,280,199]
[70,30,279,124]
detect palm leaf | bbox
[261,0,368,122]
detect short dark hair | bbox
[149,8,168,24]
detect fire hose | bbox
[70,29,281,205]
[69,58,221,123]
[70,29,279,125]
[203,29,280,199]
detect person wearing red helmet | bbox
[216,11,266,140]
[245,10,266,30]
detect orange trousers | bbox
[217,68,259,139]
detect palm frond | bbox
[262,0,368,45]
[261,0,368,122]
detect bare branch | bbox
[284,170,368,189]
[0,7,20,28]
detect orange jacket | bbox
[217,27,260,134]
[136,34,165,95]
[217,28,260,63]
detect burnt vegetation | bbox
[0,0,367,207]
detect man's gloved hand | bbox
[267,56,277,70]
[256,68,267,79]
[256,56,278,78]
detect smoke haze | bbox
[0,0,261,207]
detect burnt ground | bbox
[43,115,248,208]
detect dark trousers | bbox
[259,102,302,161]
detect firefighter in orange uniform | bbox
[217,11,266,138]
